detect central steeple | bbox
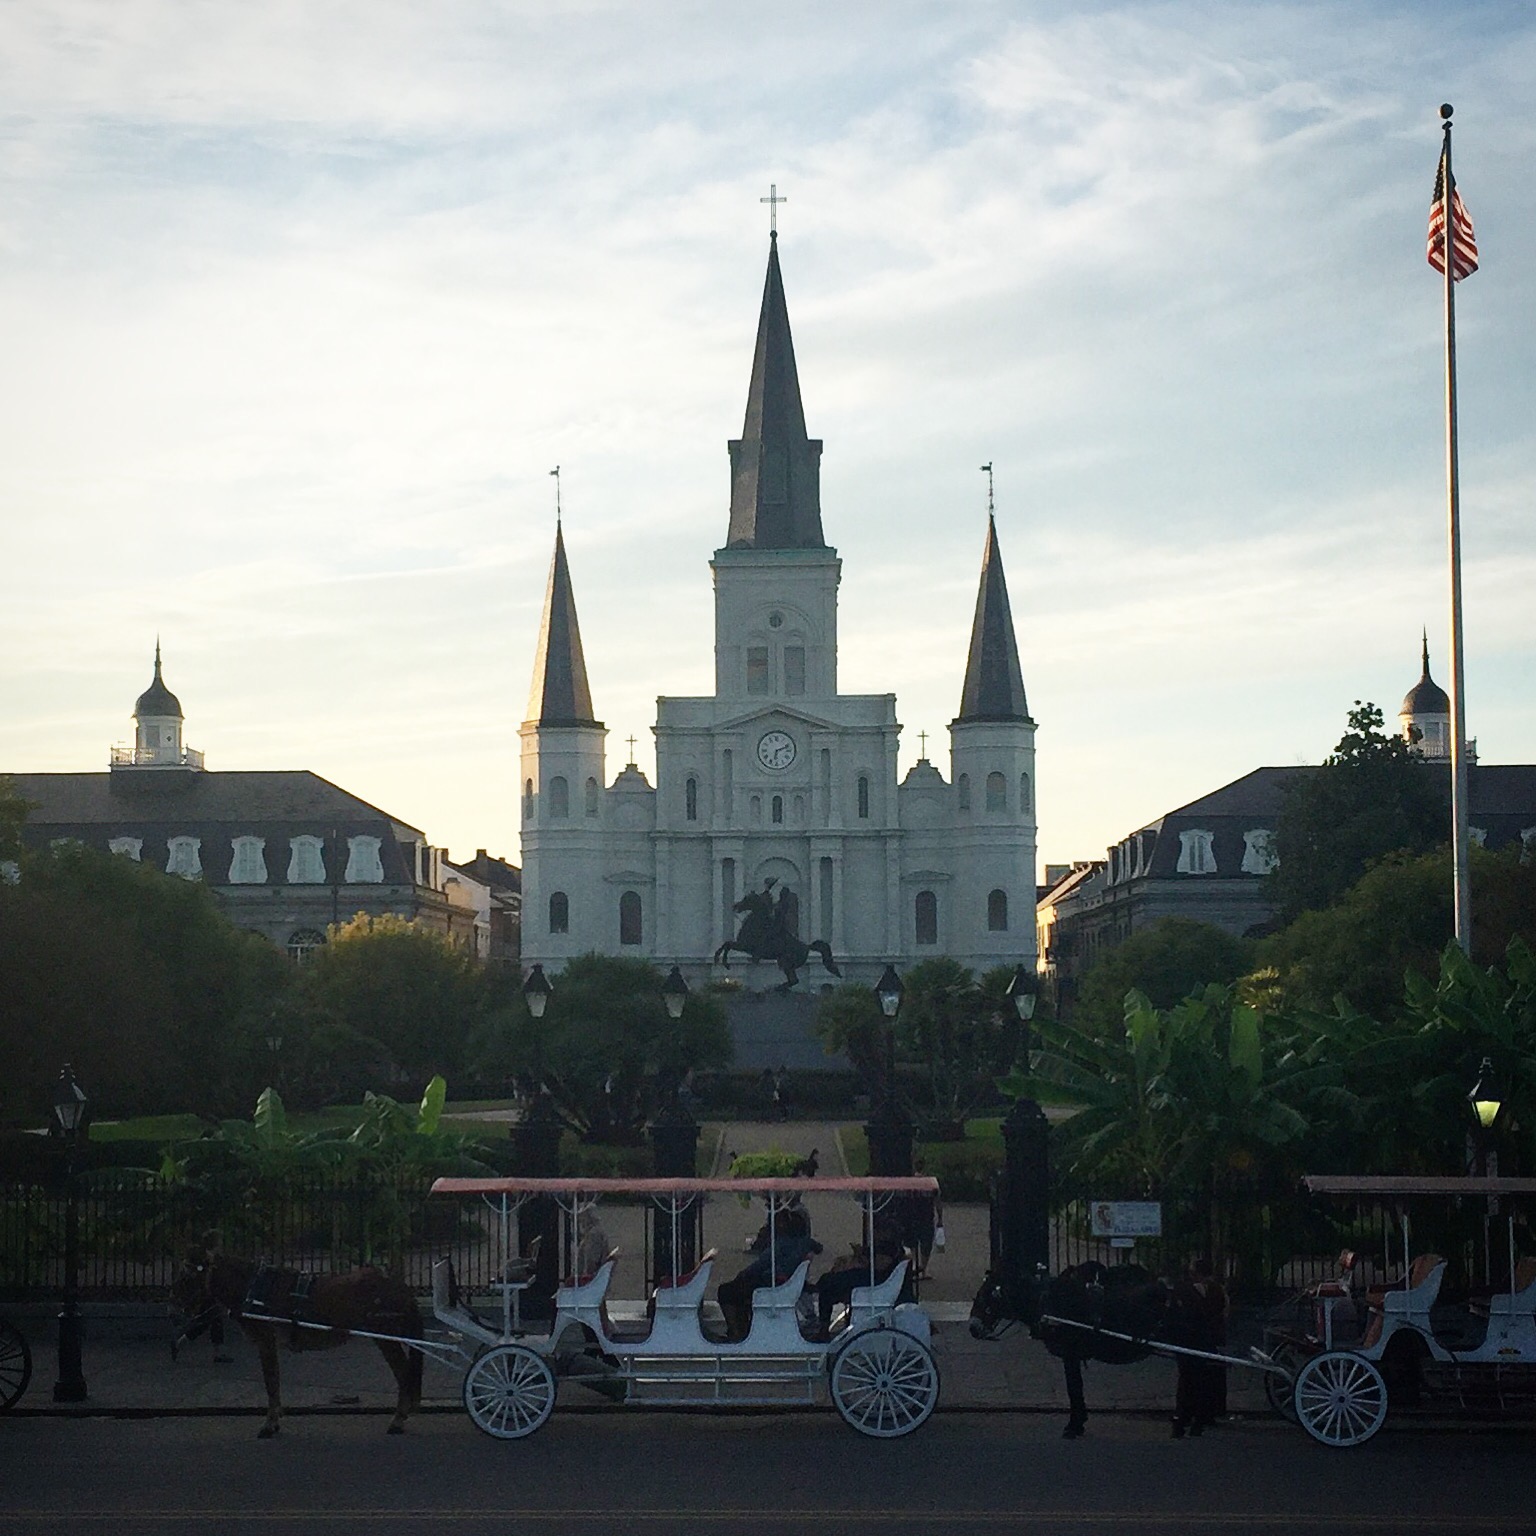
[725,233,826,550]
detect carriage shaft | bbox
[1039,1313,1290,1375]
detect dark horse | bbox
[971,1260,1170,1438]
[712,881,841,992]
[173,1246,423,1438]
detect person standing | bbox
[1170,1257,1228,1438]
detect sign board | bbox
[1091,1201,1162,1239]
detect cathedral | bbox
[519,234,1037,985]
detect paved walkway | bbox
[4,1121,1271,1422]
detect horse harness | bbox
[241,1265,328,1348]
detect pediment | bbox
[712,703,843,732]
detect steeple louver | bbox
[726,234,826,550]
[955,517,1030,723]
[526,524,601,727]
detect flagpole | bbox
[1440,102,1472,955]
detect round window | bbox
[768,611,784,629]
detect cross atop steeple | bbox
[625,735,637,766]
[550,465,561,523]
[981,462,995,517]
[761,183,787,237]
[918,730,929,760]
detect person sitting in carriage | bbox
[717,1200,822,1342]
[806,1216,911,1341]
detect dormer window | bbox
[1177,829,1216,875]
[166,836,201,879]
[1240,830,1276,875]
[108,836,142,861]
[229,836,267,884]
[345,835,384,883]
[287,835,326,883]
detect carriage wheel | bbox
[1292,1351,1388,1447]
[1263,1341,1305,1422]
[0,1318,32,1412]
[463,1345,557,1439]
[830,1328,939,1438]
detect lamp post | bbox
[998,963,1051,1301]
[514,965,561,1316]
[51,1065,89,1403]
[866,964,913,1177]
[651,966,699,1283]
[1468,1057,1503,1178]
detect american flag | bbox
[1427,151,1478,281]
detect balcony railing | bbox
[109,745,205,770]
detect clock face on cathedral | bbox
[756,730,797,771]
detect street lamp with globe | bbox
[50,1065,90,1402]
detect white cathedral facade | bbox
[519,234,1037,984]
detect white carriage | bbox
[426,1174,942,1440]
[1270,1176,1536,1447]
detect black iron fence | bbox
[5,1169,1507,1304]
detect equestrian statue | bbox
[712,878,841,993]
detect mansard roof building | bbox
[9,650,501,960]
[520,233,1038,982]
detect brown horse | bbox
[173,1247,423,1438]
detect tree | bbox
[1072,919,1253,1037]
[1269,701,1446,921]
[296,914,491,1090]
[532,954,731,1142]
[0,843,290,1123]
[1259,845,1536,1018]
[0,776,33,862]
[815,962,1022,1132]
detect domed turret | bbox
[112,642,203,773]
[134,642,183,721]
[1399,632,1451,760]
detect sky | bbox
[1,1,1532,879]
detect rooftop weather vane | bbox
[981,462,995,517]
[761,183,787,236]
[550,465,561,523]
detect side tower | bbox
[945,515,1037,969]
[519,524,608,967]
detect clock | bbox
[757,730,797,771]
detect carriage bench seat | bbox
[1362,1255,1446,1349]
[849,1258,912,1318]
[653,1250,720,1309]
[430,1258,501,1347]
[743,1259,813,1350]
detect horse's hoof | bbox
[387,1423,405,1435]
[1062,1422,1085,1440]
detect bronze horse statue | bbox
[712,880,841,992]
[971,1259,1170,1438]
[172,1246,423,1438]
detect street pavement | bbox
[2,1411,1532,1536]
[6,1120,1268,1422]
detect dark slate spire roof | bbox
[134,641,183,720]
[955,516,1031,724]
[1401,630,1450,716]
[526,524,601,727]
[725,234,826,550]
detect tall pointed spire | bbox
[955,517,1030,723]
[726,234,826,550]
[526,524,601,727]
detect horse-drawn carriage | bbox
[970,1173,1536,1448]
[177,1173,941,1440]
[427,1174,940,1440]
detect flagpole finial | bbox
[1440,102,1453,121]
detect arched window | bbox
[956,774,971,813]
[287,928,326,964]
[771,794,784,825]
[987,889,1008,931]
[857,775,870,819]
[547,776,569,818]
[523,778,534,819]
[1020,772,1032,812]
[915,890,938,946]
[548,891,569,934]
[619,890,642,946]
[585,777,599,816]
[986,772,1007,813]
[685,776,698,821]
